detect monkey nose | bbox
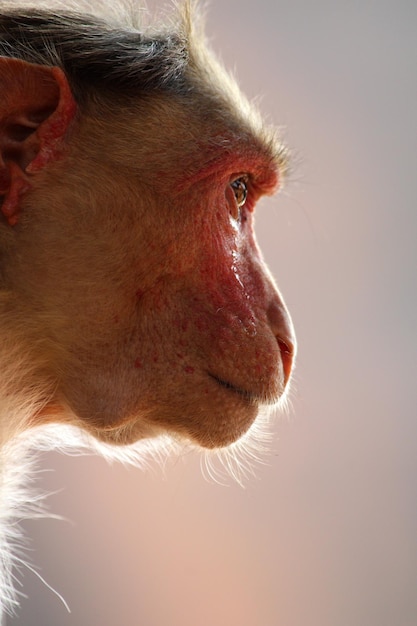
[267,299,296,387]
[277,337,295,387]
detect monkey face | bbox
[59,208,293,448]
[20,127,295,449]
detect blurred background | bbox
[10,1,417,625]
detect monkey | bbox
[0,0,296,618]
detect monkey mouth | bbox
[209,374,259,403]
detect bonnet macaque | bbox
[0,0,295,617]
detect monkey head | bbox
[0,9,296,450]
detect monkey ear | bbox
[0,58,77,225]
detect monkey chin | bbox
[79,387,262,452]
[186,404,260,450]
[86,402,259,451]
[122,386,281,451]
[182,382,266,450]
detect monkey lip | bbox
[209,374,260,403]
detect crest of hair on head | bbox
[0,0,145,27]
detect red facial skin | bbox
[58,144,293,449]
[98,149,295,448]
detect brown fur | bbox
[0,0,296,617]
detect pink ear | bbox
[0,58,77,225]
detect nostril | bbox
[277,337,294,387]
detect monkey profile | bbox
[0,0,296,618]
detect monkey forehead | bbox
[182,19,289,191]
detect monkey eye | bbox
[230,177,248,210]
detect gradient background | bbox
[9,1,417,625]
